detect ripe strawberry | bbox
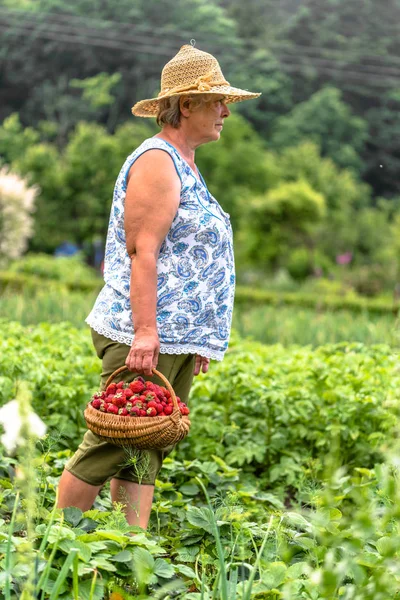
[107,404,119,414]
[163,405,173,416]
[124,388,134,399]
[99,402,107,412]
[130,407,141,417]
[133,400,143,409]
[145,391,157,402]
[147,400,158,409]
[161,401,167,407]
[129,380,145,394]
[106,383,117,395]
[93,391,106,401]
[126,402,133,410]
[118,407,129,416]
[91,399,101,409]
[139,409,147,417]
[117,381,125,389]
[146,407,157,417]
[112,392,126,408]
[145,381,155,390]
[182,407,190,415]
[156,403,164,414]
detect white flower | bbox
[0,399,47,455]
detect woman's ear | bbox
[179,96,192,118]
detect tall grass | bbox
[233,304,400,347]
[1,287,399,346]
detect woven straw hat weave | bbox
[132,44,261,118]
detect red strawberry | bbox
[124,388,134,399]
[145,381,155,390]
[100,402,108,412]
[146,407,157,417]
[133,400,143,409]
[107,404,119,414]
[183,407,190,415]
[118,407,129,416]
[91,399,101,409]
[163,405,173,416]
[129,380,145,394]
[147,400,158,409]
[130,407,141,417]
[156,403,164,414]
[139,409,147,417]
[136,376,146,384]
[112,392,126,408]
[145,391,157,402]
[117,381,125,389]
[106,383,117,395]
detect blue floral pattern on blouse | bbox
[86,138,235,361]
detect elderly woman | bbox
[57,43,260,529]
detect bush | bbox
[7,252,101,286]
[179,337,400,495]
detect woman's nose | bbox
[221,102,230,118]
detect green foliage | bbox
[70,73,122,109]
[238,179,325,267]
[270,87,368,173]
[2,321,400,598]
[8,119,155,251]
[7,253,101,285]
[177,338,400,493]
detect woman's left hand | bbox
[194,355,210,376]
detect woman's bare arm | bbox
[124,150,181,375]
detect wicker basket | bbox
[84,365,191,449]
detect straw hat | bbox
[131,43,261,118]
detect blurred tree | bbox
[269,87,368,173]
[11,120,155,251]
[237,179,326,268]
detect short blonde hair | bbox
[156,93,218,128]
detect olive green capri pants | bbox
[65,329,195,486]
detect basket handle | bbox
[104,366,179,411]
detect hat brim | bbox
[131,85,261,117]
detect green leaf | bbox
[287,561,309,578]
[175,545,200,563]
[133,547,156,586]
[186,506,214,534]
[110,549,133,563]
[58,539,92,563]
[175,563,196,579]
[261,562,287,589]
[76,577,104,600]
[154,558,175,579]
[62,507,83,527]
[90,556,117,572]
[79,518,99,532]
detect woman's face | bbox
[185,95,231,145]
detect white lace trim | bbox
[86,319,225,361]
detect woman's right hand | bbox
[125,327,160,376]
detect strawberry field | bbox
[1,320,400,599]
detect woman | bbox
[57,43,260,529]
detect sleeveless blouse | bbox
[86,137,235,361]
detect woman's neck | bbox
[154,126,197,168]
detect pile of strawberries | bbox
[90,376,190,418]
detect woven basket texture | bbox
[84,366,191,449]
